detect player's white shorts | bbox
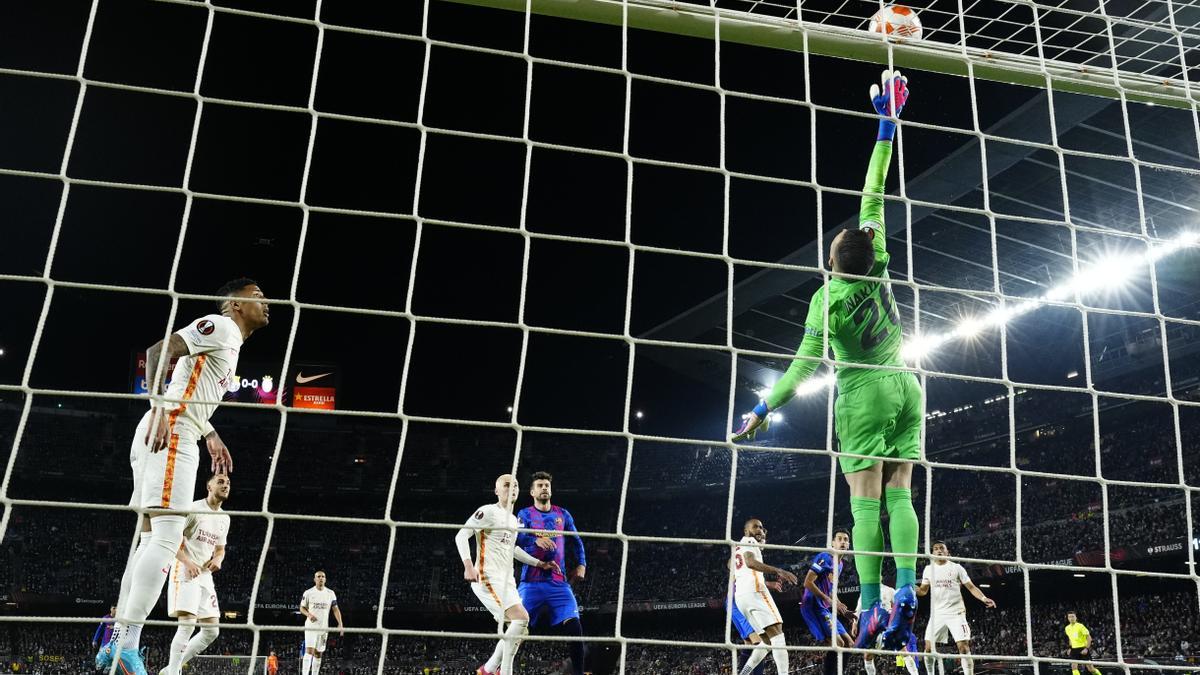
[167,562,220,620]
[925,613,971,643]
[471,578,523,622]
[734,589,783,633]
[128,411,201,511]
[305,629,329,652]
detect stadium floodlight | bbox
[798,231,1197,396]
[635,410,645,419]
[769,412,783,423]
[757,387,773,399]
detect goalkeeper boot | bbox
[855,601,890,650]
[881,584,918,650]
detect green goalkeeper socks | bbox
[886,487,919,588]
[851,496,884,607]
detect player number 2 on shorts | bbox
[852,284,901,350]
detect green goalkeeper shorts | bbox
[834,372,922,474]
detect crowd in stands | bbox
[1,355,1198,671]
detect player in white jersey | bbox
[732,519,799,675]
[917,541,996,675]
[455,474,559,675]
[854,585,919,675]
[98,278,268,675]
[159,474,231,675]
[300,570,344,675]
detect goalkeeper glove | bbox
[732,400,771,442]
[870,69,910,141]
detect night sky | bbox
[0,0,1186,450]
[0,1,1052,444]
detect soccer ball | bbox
[869,5,923,40]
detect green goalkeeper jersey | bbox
[766,141,904,410]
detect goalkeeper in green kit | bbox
[732,70,922,651]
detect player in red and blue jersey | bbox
[802,529,854,675]
[91,604,117,652]
[516,471,587,675]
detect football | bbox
[869,5,924,40]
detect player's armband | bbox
[859,221,882,237]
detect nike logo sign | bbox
[295,372,331,384]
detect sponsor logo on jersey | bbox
[196,319,215,336]
[475,510,484,520]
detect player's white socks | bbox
[904,656,920,675]
[865,658,878,675]
[302,653,313,675]
[312,655,322,675]
[960,655,972,675]
[484,640,504,672]
[117,515,186,651]
[166,625,195,675]
[768,633,788,674]
[181,626,218,667]
[115,531,153,615]
[738,647,768,675]
[501,619,528,675]
[108,531,154,654]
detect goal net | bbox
[0,0,1197,674]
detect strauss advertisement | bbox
[132,355,338,410]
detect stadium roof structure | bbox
[642,87,1200,397]
[449,0,1200,401]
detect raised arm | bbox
[859,70,908,275]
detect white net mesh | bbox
[0,0,1196,674]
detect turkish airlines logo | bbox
[295,372,331,384]
[196,319,215,336]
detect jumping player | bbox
[98,278,268,675]
[801,528,853,675]
[917,540,995,675]
[159,474,232,675]
[732,519,798,675]
[734,71,922,651]
[456,474,559,675]
[91,605,117,653]
[516,472,587,675]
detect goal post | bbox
[444,0,1200,109]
